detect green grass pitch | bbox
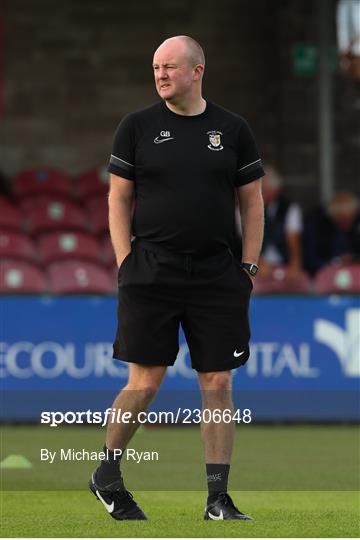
[1,425,359,537]
[2,490,359,537]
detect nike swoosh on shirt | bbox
[233,350,245,357]
[154,137,174,144]
[208,510,224,520]
[96,490,114,513]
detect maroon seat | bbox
[47,260,114,293]
[14,168,72,199]
[0,260,47,293]
[24,199,88,235]
[253,266,311,294]
[85,195,136,237]
[76,166,109,200]
[0,232,35,262]
[85,196,109,236]
[314,263,360,293]
[38,231,100,265]
[102,236,116,267]
[19,194,72,214]
[0,198,22,231]
[111,265,119,290]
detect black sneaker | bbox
[89,472,147,520]
[204,492,253,521]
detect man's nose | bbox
[158,68,168,79]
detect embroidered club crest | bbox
[207,130,223,151]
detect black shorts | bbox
[113,238,253,372]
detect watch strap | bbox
[241,262,259,276]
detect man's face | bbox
[152,43,195,102]
[328,198,358,231]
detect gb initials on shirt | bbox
[154,130,175,144]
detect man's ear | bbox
[193,64,205,81]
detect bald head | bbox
[155,35,205,66]
[328,191,359,216]
[153,35,206,111]
[328,191,359,230]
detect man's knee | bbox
[198,370,232,391]
[123,384,158,404]
[125,364,166,398]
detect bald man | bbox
[304,191,360,275]
[89,35,264,521]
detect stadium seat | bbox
[0,198,22,231]
[102,236,116,267]
[19,194,71,214]
[38,231,100,265]
[0,260,47,293]
[84,195,109,236]
[24,199,88,235]
[111,265,119,291]
[76,166,109,200]
[47,260,114,293]
[314,263,360,293]
[14,168,73,199]
[85,195,135,237]
[253,266,311,294]
[0,232,35,262]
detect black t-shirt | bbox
[108,100,264,255]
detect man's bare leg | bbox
[106,363,167,450]
[197,370,251,520]
[197,371,234,497]
[94,363,166,487]
[198,370,234,463]
[89,364,166,520]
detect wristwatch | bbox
[241,262,259,277]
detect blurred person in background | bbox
[337,0,360,80]
[259,166,303,278]
[303,191,360,276]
